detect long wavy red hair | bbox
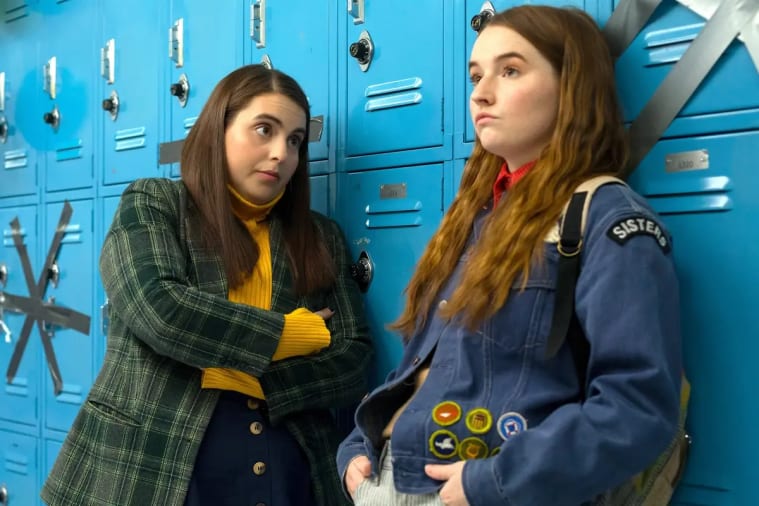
[392,6,629,338]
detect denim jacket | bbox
[337,183,682,506]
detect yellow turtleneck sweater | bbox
[201,185,331,399]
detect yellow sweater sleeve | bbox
[274,307,331,360]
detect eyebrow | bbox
[254,113,307,136]
[468,51,527,70]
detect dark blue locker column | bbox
[0,430,38,506]
[310,175,329,217]
[166,0,244,178]
[456,0,613,157]
[0,205,39,429]
[100,0,164,185]
[0,8,41,198]
[40,0,96,192]
[631,133,759,506]
[335,164,444,386]
[246,0,332,163]
[342,0,452,169]
[42,199,93,434]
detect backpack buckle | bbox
[557,239,582,257]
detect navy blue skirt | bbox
[184,391,315,506]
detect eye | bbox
[254,124,272,137]
[502,66,519,77]
[287,134,304,148]
[469,74,482,86]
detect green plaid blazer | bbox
[41,178,372,506]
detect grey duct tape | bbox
[3,201,91,395]
[603,0,664,59]
[619,0,756,175]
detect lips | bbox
[474,112,495,125]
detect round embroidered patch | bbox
[464,407,493,434]
[429,429,459,459]
[458,437,489,460]
[432,401,462,427]
[491,446,501,456]
[496,412,528,441]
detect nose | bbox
[269,136,290,163]
[470,75,494,106]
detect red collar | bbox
[493,160,536,207]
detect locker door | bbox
[344,0,447,158]
[166,0,244,177]
[40,0,96,192]
[0,11,41,197]
[461,0,612,147]
[43,199,94,433]
[101,0,163,185]
[0,431,38,506]
[43,439,62,488]
[615,1,759,130]
[247,0,331,162]
[0,206,39,427]
[629,131,758,506]
[336,164,444,386]
[310,175,329,217]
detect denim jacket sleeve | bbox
[462,185,683,505]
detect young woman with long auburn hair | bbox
[338,6,682,506]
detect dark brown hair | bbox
[181,64,335,294]
[393,6,629,336]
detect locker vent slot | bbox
[55,140,83,162]
[114,127,147,152]
[365,78,423,112]
[643,23,702,67]
[3,149,28,170]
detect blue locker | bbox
[336,164,444,386]
[0,205,40,428]
[615,1,759,133]
[309,175,329,217]
[343,0,451,163]
[458,0,613,155]
[0,9,41,198]
[42,439,62,495]
[40,0,96,192]
[630,130,759,506]
[166,0,244,178]
[43,199,93,434]
[246,0,332,163]
[100,0,163,185]
[0,430,38,506]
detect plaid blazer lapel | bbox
[269,217,298,312]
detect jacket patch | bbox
[607,217,671,253]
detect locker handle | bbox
[350,251,373,293]
[170,74,190,108]
[471,1,495,33]
[0,71,5,111]
[349,30,374,72]
[0,263,6,287]
[251,0,266,48]
[0,483,7,504]
[0,117,6,144]
[348,0,365,24]
[102,90,120,121]
[48,261,60,289]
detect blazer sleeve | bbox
[260,216,373,424]
[99,178,282,377]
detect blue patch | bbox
[497,412,527,441]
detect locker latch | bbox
[101,38,116,84]
[170,73,190,108]
[349,30,374,72]
[0,264,6,287]
[0,482,8,505]
[251,0,266,48]
[48,261,60,289]
[43,56,57,99]
[43,105,60,131]
[348,0,365,25]
[0,116,7,144]
[350,250,373,293]
[471,1,495,33]
[169,18,184,68]
[102,90,120,121]
[261,54,273,69]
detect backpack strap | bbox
[545,176,627,364]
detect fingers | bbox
[314,307,335,320]
[346,455,372,496]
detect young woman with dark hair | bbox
[42,64,372,506]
